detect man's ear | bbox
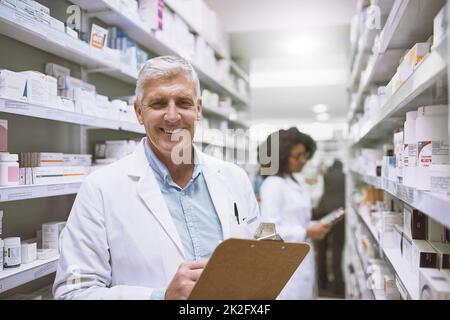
[134,100,144,125]
[196,99,202,121]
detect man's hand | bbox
[165,260,207,300]
[307,221,331,240]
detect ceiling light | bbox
[280,37,321,55]
[316,113,330,121]
[312,104,328,113]
[250,68,346,88]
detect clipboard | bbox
[188,238,310,300]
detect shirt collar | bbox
[143,138,202,187]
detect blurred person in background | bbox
[314,159,346,297]
[258,127,332,300]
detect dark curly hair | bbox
[257,127,316,177]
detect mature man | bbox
[53,56,260,300]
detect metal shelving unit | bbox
[69,0,248,105]
[346,0,450,301]
[0,257,59,294]
[351,206,419,300]
[351,170,450,229]
[0,182,82,203]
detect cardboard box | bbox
[0,69,27,101]
[33,1,50,24]
[50,16,65,33]
[403,205,427,240]
[19,71,48,106]
[411,240,438,276]
[429,241,450,269]
[0,119,7,152]
[65,26,78,39]
[62,166,86,182]
[428,217,449,242]
[419,268,450,299]
[0,0,16,9]
[20,241,37,263]
[42,221,66,252]
[434,3,449,48]
[405,43,430,67]
[16,0,35,18]
[32,167,64,184]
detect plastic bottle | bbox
[403,111,418,187]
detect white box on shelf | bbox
[429,241,450,270]
[59,97,75,112]
[419,268,450,299]
[0,69,27,101]
[428,217,449,243]
[65,26,78,39]
[0,0,16,9]
[411,240,438,276]
[403,205,427,240]
[433,3,449,48]
[19,71,48,106]
[32,166,63,184]
[42,221,66,252]
[16,0,35,18]
[20,241,37,263]
[49,16,65,33]
[62,166,86,182]
[33,1,50,25]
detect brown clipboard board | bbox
[188,238,310,300]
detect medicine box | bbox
[65,26,78,39]
[428,217,449,242]
[33,1,50,25]
[403,205,427,240]
[411,240,438,277]
[0,119,7,152]
[434,3,449,48]
[49,16,65,33]
[20,241,37,263]
[419,268,450,300]
[20,71,48,106]
[0,0,16,9]
[42,221,66,252]
[405,43,430,68]
[16,0,35,18]
[429,241,450,269]
[0,69,27,101]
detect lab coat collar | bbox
[128,138,185,258]
[127,139,231,253]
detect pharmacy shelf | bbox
[350,36,448,144]
[0,98,119,130]
[202,105,248,128]
[352,205,419,300]
[0,98,146,134]
[69,0,249,105]
[349,30,374,89]
[351,170,450,230]
[229,60,250,84]
[163,0,229,60]
[348,0,446,122]
[0,182,81,203]
[0,256,59,294]
[0,4,136,85]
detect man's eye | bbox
[150,103,165,109]
[178,101,194,108]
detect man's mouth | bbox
[160,128,184,134]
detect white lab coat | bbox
[53,139,260,300]
[259,175,316,300]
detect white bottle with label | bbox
[3,237,21,268]
[403,111,418,187]
[416,105,449,191]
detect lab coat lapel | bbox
[202,163,231,240]
[130,140,185,258]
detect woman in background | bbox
[258,127,331,300]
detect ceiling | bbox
[206,0,357,124]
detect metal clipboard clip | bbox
[254,222,284,242]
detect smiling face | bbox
[134,72,201,160]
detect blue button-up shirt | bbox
[144,140,223,299]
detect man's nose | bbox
[164,101,181,123]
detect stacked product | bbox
[18,152,91,185]
[0,119,20,187]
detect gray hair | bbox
[135,55,201,105]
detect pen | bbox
[234,202,240,225]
